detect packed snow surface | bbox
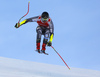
[0,57,100,77]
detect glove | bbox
[15,23,20,28]
[47,42,52,46]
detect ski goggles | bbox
[41,18,48,22]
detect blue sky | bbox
[0,0,100,71]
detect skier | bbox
[15,12,54,54]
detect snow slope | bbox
[0,57,100,77]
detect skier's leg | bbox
[42,29,49,52]
[36,26,42,52]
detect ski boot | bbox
[41,43,48,55]
[36,43,40,53]
[36,49,40,53]
[41,43,46,53]
[41,50,45,53]
[41,50,48,55]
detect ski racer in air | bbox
[15,12,54,54]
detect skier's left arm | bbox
[47,20,54,46]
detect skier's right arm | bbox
[15,16,39,28]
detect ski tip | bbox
[28,1,30,3]
[69,68,71,70]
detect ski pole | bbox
[18,1,30,27]
[51,46,70,70]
